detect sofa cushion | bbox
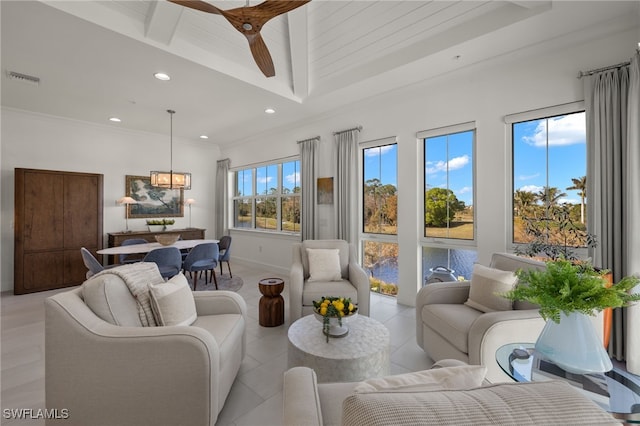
[353,365,487,393]
[81,272,142,326]
[421,304,482,354]
[149,273,197,326]
[464,264,517,312]
[306,248,342,282]
[301,280,358,306]
[341,381,619,426]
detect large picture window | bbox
[360,140,398,296]
[509,106,588,254]
[419,122,476,285]
[232,159,301,233]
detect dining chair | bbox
[182,243,219,290]
[119,238,148,264]
[80,247,116,279]
[217,236,232,278]
[143,247,182,279]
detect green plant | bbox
[146,219,164,225]
[502,259,640,323]
[163,219,175,225]
[313,296,357,342]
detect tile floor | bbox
[1,260,434,426]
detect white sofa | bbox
[282,362,620,426]
[45,263,247,426]
[415,252,603,383]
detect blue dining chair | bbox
[143,247,182,279]
[119,238,148,264]
[80,247,116,279]
[182,243,219,290]
[217,236,232,278]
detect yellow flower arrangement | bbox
[313,296,357,342]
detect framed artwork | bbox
[317,177,334,205]
[126,175,184,218]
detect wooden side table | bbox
[258,278,285,327]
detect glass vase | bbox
[534,311,613,374]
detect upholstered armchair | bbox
[45,263,247,426]
[289,239,370,322]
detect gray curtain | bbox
[585,51,640,373]
[299,137,319,240]
[215,158,230,238]
[334,128,359,244]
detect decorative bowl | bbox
[155,234,180,246]
[313,310,357,338]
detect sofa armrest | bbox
[193,290,247,317]
[416,281,471,349]
[467,309,545,383]
[283,367,323,426]
[349,261,370,317]
[289,260,304,322]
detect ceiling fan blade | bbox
[251,1,311,21]
[247,33,275,77]
[167,0,223,15]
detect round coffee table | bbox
[258,278,285,327]
[287,314,390,383]
[497,342,640,424]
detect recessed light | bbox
[109,117,121,122]
[265,108,276,114]
[199,135,209,139]
[154,72,171,81]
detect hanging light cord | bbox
[168,109,175,172]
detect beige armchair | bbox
[45,266,247,426]
[289,239,370,322]
[415,253,604,383]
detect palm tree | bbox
[566,176,586,224]
[514,189,536,216]
[537,186,567,207]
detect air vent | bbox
[6,71,40,86]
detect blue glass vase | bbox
[534,311,613,374]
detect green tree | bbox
[425,188,465,227]
[514,189,536,217]
[566,176,586,224]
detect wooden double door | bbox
[14,168,103,294]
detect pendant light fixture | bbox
[150,109,191,190]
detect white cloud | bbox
[457,186,472,194]
[285,172,300,185]
[518,173,540,181]
[364,145,395,157]
[426,155,469,174]
[523,112,585,147]
[518,185,543,193]
[257,176,273,184]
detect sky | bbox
[236,160,300,196]
[363,143,398,191]
[424,131,474,206]
[513,111,586,205]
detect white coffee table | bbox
[287,314,390,383]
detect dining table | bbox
[97,239,219,256]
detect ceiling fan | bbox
[168,0,310,77]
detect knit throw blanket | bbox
[94,262,163,326]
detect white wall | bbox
[1,109,220,292]
[221,27,638,306]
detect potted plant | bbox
[502,259,640,374]
[146,219,165,232]
[163,218,176,230]
[312,296,358,342]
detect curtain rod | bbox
[296,136,320,144]
[333,125,362,135]
[577,61,630,78]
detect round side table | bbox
[258,278,285,327]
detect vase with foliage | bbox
[503,259,640,374]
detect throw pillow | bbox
[464,264,517,312]
[149,273,197,326]
[306,248,342,282]
[353,365,487,393]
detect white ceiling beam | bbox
[145,1,183,45]
[287,6,309,99]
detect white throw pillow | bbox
[306,248,342,282]
[149,273,197,326]
[353,365,487,393]
[464,264,517,312]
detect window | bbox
[419,122,476,284]
[360,140,398,296]
[232,159,301,233]
[509,104,587,252]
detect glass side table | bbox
[496,343,640,425]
